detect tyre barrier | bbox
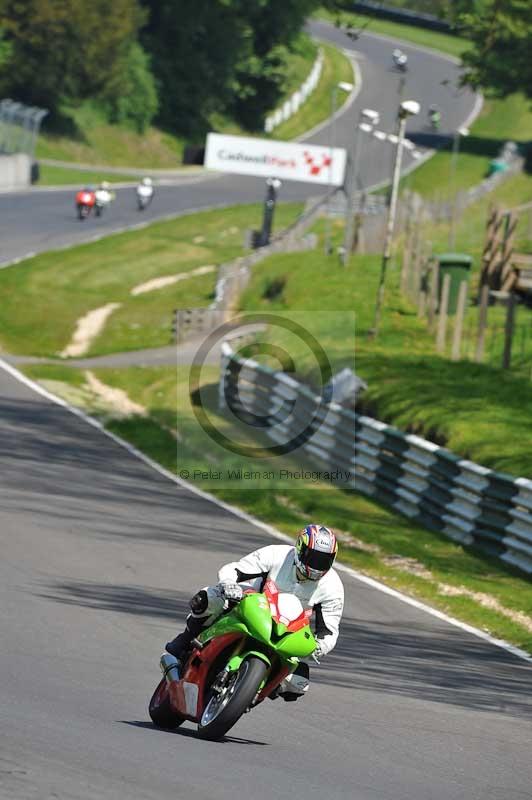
[220,344,532,574]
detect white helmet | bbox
[142,176,152,186]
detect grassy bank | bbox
[403,94,532,200]
[0,202,303,357]
[315,8,467,59]
[21,359,532,655]
[237,234,532,477]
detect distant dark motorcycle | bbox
[428,108,442,131]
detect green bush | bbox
[106,43,159,133]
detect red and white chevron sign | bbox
[205,133,347,186]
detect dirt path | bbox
[130,264,215,296]
[84,371,146,416]
[60,303,122,358]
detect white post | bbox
[370,100,419,337]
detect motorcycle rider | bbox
[165,525,344,702]
[94,181,114,213]
[136,175,154,209]
[428,104,441,129]
[392,48,408,71]
[75,185,96,219]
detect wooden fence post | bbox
[427,257,438,331]
[417,264,428,318]
[451,280,468,361]
[436,273,451,353]
[474,284,490,363]
[479,206,503,295]
[500,211,518,290]
[502,292,517,369]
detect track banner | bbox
[205,133,347,186]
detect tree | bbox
[105,42,159,133]
[0,0,146,114]
[457,1,532,99]
[140,0,320,135]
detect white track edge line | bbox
[1,355,530,664]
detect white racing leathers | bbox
[193,544,344,697]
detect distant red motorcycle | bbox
[75,189,96,220]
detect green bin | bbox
[437,253,473,314]
[487,158,508,177]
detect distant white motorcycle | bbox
[94,182,114,217]
[392,48,408,72]
[137,177,154,211]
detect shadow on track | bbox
[314,616,532,720]
[37,579,532,720]
[122,720,269,746]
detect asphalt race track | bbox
[0,21,479,265]
[2,21,531,800]
[1,363,531,800]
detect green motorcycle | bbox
[149,579,317,740]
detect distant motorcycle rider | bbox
[392,48,408,71]
[428,104,441,129]
[136,176,154,210]
[94,181,114,215]
[165,525,344,701]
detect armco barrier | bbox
[219,344,532,574]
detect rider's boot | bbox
[165,615,206,667]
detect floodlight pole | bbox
[325,82,353,255]
[342,108,379,266]
[369,100,419,337]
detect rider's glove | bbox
[311,643,324,664]
[217,581,243,603]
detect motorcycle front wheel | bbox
[148,677,184,729]
[197,656,267,741]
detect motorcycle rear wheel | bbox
[148,677,184,729]
[197,656,267,741]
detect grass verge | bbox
[38,165,138,186]
[21,360,532,655]
[315,8,467,59]
[403,94,532,201]
[0,202,303,358]
[237,231,532,477]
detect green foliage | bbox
[105,43,158,133]
[0,0,149,116]
[0,26,11,66]
[140,0,321,134]
[458,1,532,100]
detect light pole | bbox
[342,107,380,266]
[448,125,469,249]
[370,99,420,338]
[325,81,354,255]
